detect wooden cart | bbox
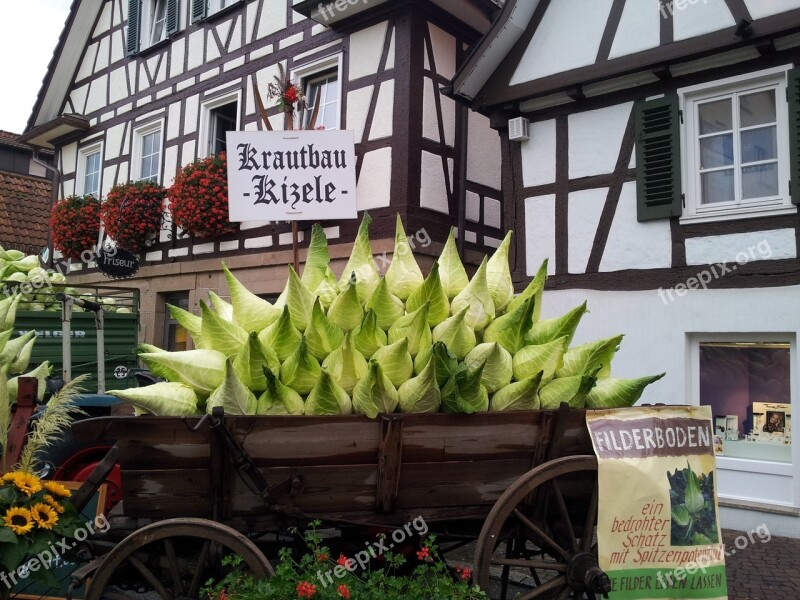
[69,406,609,600]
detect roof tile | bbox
[0,170,52,254]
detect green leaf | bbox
[538,368,600,409]
[258,305,302,361]
[321,331,368,394]
[507,258,548,322]
[398,358,441,414]
[451,257,494,332]
[370,338,413,388]
[139,350,225,397]
[280,337,322,395]
[208,291,234,322]
[464,342,513,393]
[525,301,587,346]
[327,275,364,331]
[385,213,425,301]
[491,372,544,412]
[339,212,380,303]
[365,277,404,330]
[512,337,569,383]
[224,263,281,331]
[206,359,258,415]
[556,334,623,379]
[352,309,387,359]
[300,223,330,293]
[431,307,476,360]
[0,330,35,364]
[353,360,399,418]
[107,382,201,416]
[8,361,52,402]
[482,296,535,354]
[233,331,280,391]
[274,265,315,331]
[200,300,248,358]
[314,266,340,310]
[406,262,450,326]
[0,525,17,543]
[306,369,353,415]
[168,303,205,348]
[0,293,21,329]
[486,231,514,312]
[388,303,432,357]
[441,362,489,414]
[257,369,305,415]
[684,467,705,514]
[305,299,344,361]
[9,335,35,374]
[586,373,665,408]
[437,228,469,300]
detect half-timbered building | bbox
[22,0,504,349]
[450,0,800,532]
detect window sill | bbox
[134,36,171,58]
[679,204,797,225]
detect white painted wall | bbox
[525,194,556,275]
[356,147,392,210]
[568,188,606,273]
[568,103,631,179]
[745,0,800,19]
[349,22,388,80]
[467,110,501,189]
[685,230,798,266]
[609,0,660,60]
[673,0,735,41]
[538,285,800,523]
[520,119,556,187]
[420,150,452,214]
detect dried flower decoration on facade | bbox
[101,181,166,254]
[267,63,306,114]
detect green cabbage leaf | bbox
[353,359,399,418]
[327,275,364,331]
[224,263,281,331]
[451,257,494,331]
[464,342,513,393]
[512,337,569,382]
[556,334,623,379]
[486,231,514,312]
[406,262,449,326]
[388,303,431,357]
[431,307,476,360]
[352,309,387,359]
[258,306,302,361]
[306,370,353,415]
[206,359,258,415]
[437,228,469,300]
[525,302,587,346]
[398,358,441,414]
[322,331,368,393]
[305,299,344,360]
[490,372,543,412]
[108,383,200,416]
[257,368,305,415]
[365,278,404,330]
[586,373,666,408]
[370,338,413,388]
[280,336,322,395]
[384,214,424,301]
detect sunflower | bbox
[44,494,65,514]
[1,472,18,484]
[9,472,42,497]
[3,507,34,536]
[30,503,59,530]
[43,481,72,498]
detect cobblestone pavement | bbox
[722,530,800,600]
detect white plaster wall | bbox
[229,16,243,53]
[467,110,501,189]
[183,96,199,135]
[96,36,110,71]
[349,22,388,80]
[422,78,455,146]
[537,285,800,520]
[600,181,672,271]
[105,123,125,160]
[94,1,112,36]
[356,147,392,210]
[420,151,451,214]
[86,75,108,114]
[257,0,287,40]
[246,0,259,42]
[521,119,556,187]
[674,0,735,41]
[609,0,660,60]
[187,30,206,71]
[369,80,394,140]
[346,86,374,144]
[109,67,128,104]
[745,0,800,19]
[77,43,98,81]
[170,38,186,79]
[524,194,556,276]
[568,188,607,274]
[685,230,798,266]
[510,0,614,84]
[569,103,631,179]
[111,30,125,65]
[428,23,456,79]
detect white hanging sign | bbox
[226,130,357,221]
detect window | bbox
[304,70,339,130]
[163,292,190,351]
[635,66,800,222]
[126,0,178,55]
[696,339,792,464]
[201,93,240,157]
[191,0,241,22]
[78,143,103,198]
[292,55,342,131]
[133,122,163,183]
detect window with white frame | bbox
[190,0,240,23]
[201,93,239,157]
[292,56,342,131]
[78,144,103,198]
[681,68,793,220]
[126,0,178,55]
[134,122,163,183]
[143,0,169,47]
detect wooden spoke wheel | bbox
[474,456,609,600]
[86,518,274,600]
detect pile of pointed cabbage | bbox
[110,214,664,417]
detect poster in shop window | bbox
[586,406,727,600]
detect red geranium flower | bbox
[337,584,350,599]
[336,554,349,567]
[296,581,316,598]
[50,195,100,260]
[101,180,166,253]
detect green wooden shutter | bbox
[788,66,800,205]
[635,95,683,221]
[126,0,141,55]
[166,0,179,35]
[191,0,207,23]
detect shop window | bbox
[164,292,190,351]
[699,341,792,463]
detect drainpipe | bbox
[454,100,469,258]
[31,149,61,269]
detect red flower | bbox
[416,547,430,561]
[50,195,100,260]
[336,584,350,599]
[284,85,299,104]
[316,553,328,562]
[336,554,349,567]
[168,154,237,239]
[455,565,472,580]
[296,581,316,598]
[101,181,166,253]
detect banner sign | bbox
[96,247,139,279]
[226,130,357,221]
[586,406,727,600]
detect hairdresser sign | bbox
[586,406,727,600]
[226,130,357,221]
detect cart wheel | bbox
[474,455,607,600]
[86,518,273,600]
